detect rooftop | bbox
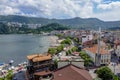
[84,45,109,55]
[27,54,52,62]
[53,64,92,80]
[58,55,84,62]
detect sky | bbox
[0,0,120,21]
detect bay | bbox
[0,34,51,65]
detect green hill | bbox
[37,23,69,32]
[0,15,120,29]
[0,22,70,34]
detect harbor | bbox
[0,34,58,80]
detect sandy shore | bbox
[49,36,59,46]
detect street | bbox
[108,53,120,75]
[12,71,26,80]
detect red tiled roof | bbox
[84,45,109,55]
[27,54,51,62]
[53,64,92,80]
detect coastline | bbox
[49,35,59,46]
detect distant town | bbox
[0,28,120,80]
[26,29,120,80]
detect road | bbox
[12,71,26,80]
[108,53,120,75]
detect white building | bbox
[84,45,111,65]
[114,39,120,60]
[115,45,120,59]
[82,34,93,43]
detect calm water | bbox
[0,34,51,65]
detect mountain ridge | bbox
[0,15,120,29]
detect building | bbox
[114,39,120,61]
[84,45,111,65]
[82,34,93,44]
[27,54,54,80]
[53,64,92,80]
[53,51,84,68]
[115,45,120,60]
[57,55,84,68]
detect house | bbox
[82,40,93,48]
[82,34,93,43]
[57,55,84,68]
[115,45,120,60]
[114,39,120,60]
[27,54,54,80]
[53,50,84,69]
[53,64,92,80]
[84,44,111,65]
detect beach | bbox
[49,35,59,47]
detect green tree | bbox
[74,37,79,42]
[48,48,57,55]
[56,44,64,53]
[61,38,72,45]
[96,66,113,80]
[113,75,120,80]
[54,59,58,69]
[0,78,4,80]
[79,51,93,67]
[71,47,78,52]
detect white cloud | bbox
[92,0,102,3]
[97,1,120,10]
[94,8,120,21]
[0,0,120,21]
[0,5,20,15]
[95,1,120,21]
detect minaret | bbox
[95,27,101,66]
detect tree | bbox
[61,38,72,45]
[79,51,93,67]
[56,44,64,53]
[71,47,78,52]
[96,66,113,80]
[73,37,80,44]
[48,48,57,55]
[54,59,58,69]
[113,75,120,80]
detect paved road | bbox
[109,53,120,75]
[12,71,26,80]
